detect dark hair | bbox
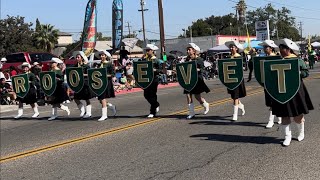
[9,66,17,71]
[0,78,5,81]
[279,44,290,50]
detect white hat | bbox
[258,40,278,48]
[275,38,300,52]
[51,57,63,64]
[145,44,159,51]
[73,51,89,63]
[1,57,7,62]
[33,62,40,66]
[95,50,112,58]
[187,43,201,53]
[19,62,31,69]
[225,41,244,50]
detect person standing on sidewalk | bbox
[14,62,39,119]
[184,43,210,119]
[224,41,247,121]
[72,51,95,119]
[142,44,162,118]
[247,48,258,82]
[274,38,314,146]
[258,40,282,128]
[96,50,117,121]
[47,58,71,121]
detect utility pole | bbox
[125,21,132,37]
[299,21,303,44]
[138,0,148,48]
[207,28,214,47]
[158,0,165,58]
[190,25,193,43]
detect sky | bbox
[1,0,320,41]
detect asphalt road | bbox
[1,67,320,180]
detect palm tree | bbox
[34,24,59,52]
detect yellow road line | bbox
[1,74,318,163]
[0,89,264,163]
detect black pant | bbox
[144,78,160,115]
[248,61,253,81]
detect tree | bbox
[35,18,41,32]
[181,4,300,40]
[33,24,59,52]
[123,32,137,38]
[180,14,238,37]
[246,4,300,40]
[0,16,38,57]
[96,32,111,41]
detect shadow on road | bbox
[190,133,280,144]
[190,120,267,128]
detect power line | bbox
[227,0,320,21]
[260,0,320,13]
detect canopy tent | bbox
[243,40,263,49]
[208,44,229,52]
[311,42,320,47]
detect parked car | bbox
[3,52,58,71]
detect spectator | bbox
[126,62,134,87]
[9,66,18,76]
[0,77,16,103]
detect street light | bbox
[207,28,214,47]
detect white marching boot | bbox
[77,103,85,117]
[48,108,58,121]
[187,103,195,119]
[14,108,23,119]
[232,105,239,121]
[61,105,70,116]
[202,100,210,115]
[98,107,108,121]
[107,103,117,116]
[156,106,160,113]
[83,105,92,119]
[266,111,275,128]
[147,114,154,118]
[277,117,282,124]
[238,102,245,115]
[296,122,305,142]
[32,106,40,118]
[282,124,292,146]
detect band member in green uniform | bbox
[47,58,71,121]
[184,43,210,119]
[73,51,95,119]
[258,40,282,128]
[14,62,39,119]
[96,50,117,121]
[274,38,314,146]
[142,44,162,118]
[224,41,246,121]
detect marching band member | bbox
[274,38,314,146]
[96,50,117,121]
[224,41,246,121]
[258,40,282,128]
[72,51,94,118]
[14,62,39,119]
[47,58,70,121]
[142,44,162,118]
[184,43,210,119]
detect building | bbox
[154,35,257,56]
[53,32,73,57]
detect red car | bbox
[3,52,58,71]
